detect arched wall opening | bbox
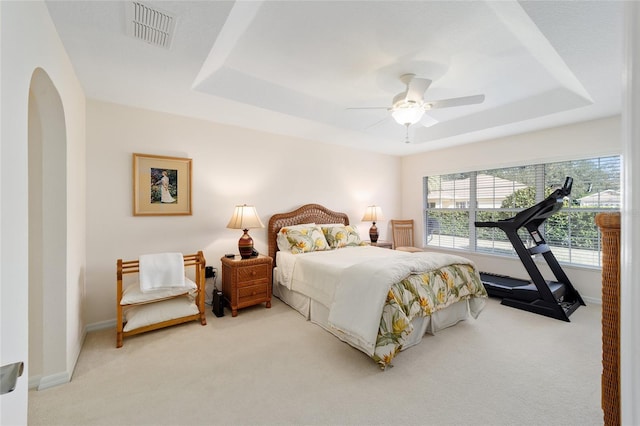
[28,67,68,389]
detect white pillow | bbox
[123,296,199,332]
[121,277,197,305]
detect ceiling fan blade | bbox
[420,114,438,128]
[425,94,485,109]
[405,77,432,103]
[364,116,390,130]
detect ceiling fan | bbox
[351,73,485,142]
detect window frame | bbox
[423,156,620,268]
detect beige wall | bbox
[85,100,401,325]
[85,104,620,323]
[400,116,621,303]
[1,1,86,421]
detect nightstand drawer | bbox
[237,278,268,289]
[237,263,270,284]
[238,284,268,303]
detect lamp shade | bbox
[361,205,384,222]
[226,204,265,230]
[227,204,265,259]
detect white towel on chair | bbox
[139,252,185,292]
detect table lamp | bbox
[362,205,384,243]
[227,204,264,259]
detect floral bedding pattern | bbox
[372,263,487,368]
[277,224,329,253]
[321,225,363,248]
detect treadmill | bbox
[474,177,585,321]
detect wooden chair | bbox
[391,219,424,252]
[116,251,207,347]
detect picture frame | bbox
[132,153,192,216]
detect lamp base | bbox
[238,229,254,259]
[369,222,379,244]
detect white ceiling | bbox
[45,0,623,156]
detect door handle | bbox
[1,362,24,394]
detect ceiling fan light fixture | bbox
[391,104,424,125]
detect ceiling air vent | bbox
[126,2,176,49]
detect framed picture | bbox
[133,153,192,216]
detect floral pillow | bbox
[321,224,362,248]
[277,224,330,254]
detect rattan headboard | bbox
[267,204,349,266]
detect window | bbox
[424,156,620,267]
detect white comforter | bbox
[276,246,477,356]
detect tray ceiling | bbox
[45,0,623,156]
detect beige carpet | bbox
[28,297,603,426]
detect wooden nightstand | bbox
[220,254,273,317]
[369,240,392,249]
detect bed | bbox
[268,204,488,369]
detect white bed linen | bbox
[278,246,411,307]
[273,277,470,355]
[277,246,478,356]
[310,297,470,353]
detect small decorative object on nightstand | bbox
[220,254,273,317]
[362,205,384,243]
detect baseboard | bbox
[29,320,109,391]
[86,318,116,332]
[37,371,71,390]
[29,375,42,390]
[582,296,602,305]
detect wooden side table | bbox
[220,254,273,317]
[369,240,392,249]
